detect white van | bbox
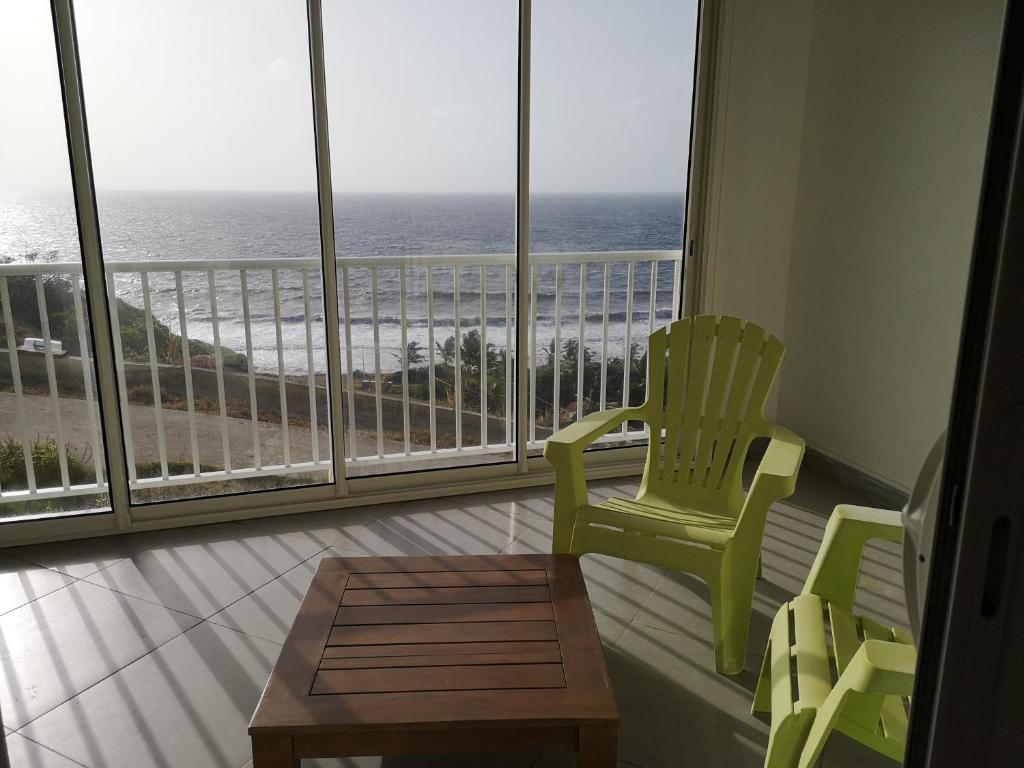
[18,337,66,356]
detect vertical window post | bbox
[51,0,131,524]
[306,0,348,494]
[516,0,532,472]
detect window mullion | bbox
[306,0,349,494]
[515,0,532,472]
[51,0,131,525]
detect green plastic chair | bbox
[753,504,916,767]
[544,314,804,674]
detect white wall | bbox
[778,0,1004,488]
[702,0,814,352]
[707,0,1004,488]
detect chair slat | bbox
[645,328,668,480]
[694,316,742,484]
[706,323,765,489]
[661,320,692,481]
[792,595,832,709]
[675,315,717,482]
[770,603,797,718]
[828,602,860,677]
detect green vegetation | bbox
[385,330,648,428]
[0,265,246,370]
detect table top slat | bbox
[346,570,548,589]
[311,663,567,695]
[335,602,554,626]
[322,640,560,659]
[340,585,551,606]
[328,620,558,646]
[319,649,563,670]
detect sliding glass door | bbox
[323,0,519,476]
[0,0,109,521]
[1,0,704,533]
[527,0,697,454]
[74,0,333,503]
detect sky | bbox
[0,0,698,195]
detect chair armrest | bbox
[848,639,917,697]
[752,426,805,497]
[731,426,805,553]
[542,407,645,456]
[803,504,904,608]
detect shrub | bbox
[0,435,96,491]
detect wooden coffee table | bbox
[249,554,618,766]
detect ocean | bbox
[0,191,684,375]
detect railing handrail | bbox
[0,249,681,276]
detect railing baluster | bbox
[175,272,201,477]
[341,265,358,461]
[371,268,384,459]
[207,269,232,472]
[399,266,410,455]
[621,261,635,435]
[505,263,513,447]
[239,269,261,472]
[272,268,291,468]
[648,260,658,404]
[552,263,562,433]
[600,262,610,413]
[107,275,137,484]
[141,272,169,480]
[479,265,488,448]
[453,266,463,451]
[426,267,437,452]
[576,263,586,422]
[70,274,104,487]
[35,275,70,489]
[672,257,683,318]
[529,263,537,446]
[302,269,319,465]
[1,276,36,492]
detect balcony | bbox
[0,250,680,511]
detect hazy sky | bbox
[1,0,697,195]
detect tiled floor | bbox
[0,468,908,768]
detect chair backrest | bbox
[639,315,785,512]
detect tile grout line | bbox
[6,730,94,768]
[6,539,334,736]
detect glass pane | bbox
[529,0,698,453]
[0,1,110,520]
[75,0,331,503]
[324,0,518,476]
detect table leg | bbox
[252,735,299,767]
[579,725,618,768]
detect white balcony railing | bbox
[0,250,680,502]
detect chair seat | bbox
[579,495,738,549]
[758,593,912,763]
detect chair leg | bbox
[710,566,757,675]
[752,638,772,713]
[764,713,815,768]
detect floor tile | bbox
[20,622,280,768]
[377,495,549,555]
[0,581,199,730]
[0,554,75,616]
[207,546,362,645]
[3,526,201,580]
[80,522,327,619]
[503,521,662,621]
[607,622,769,768]
[3,733,85,767]
[239,503,399,550]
